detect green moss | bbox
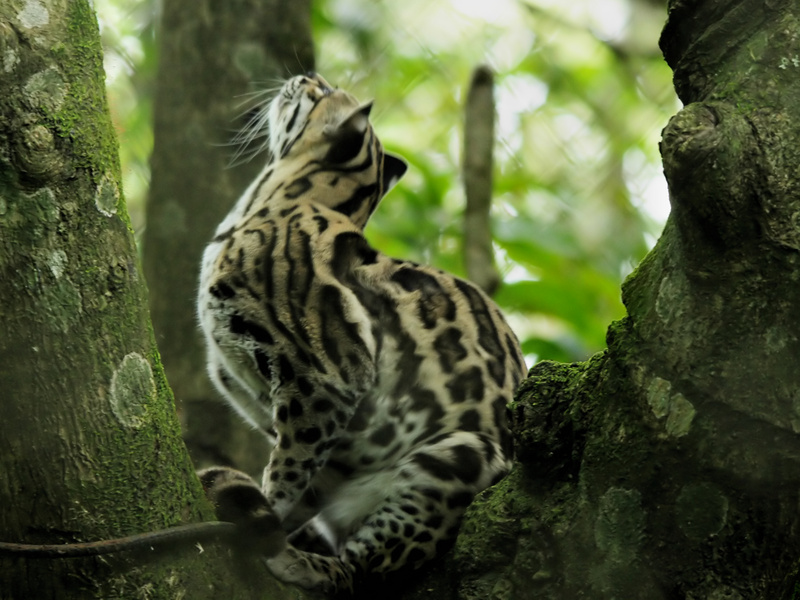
[510,353,606,481]
[453,468,578,599]
[49,2,121,197]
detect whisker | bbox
[224,82,284,167]
[234,88,281,102]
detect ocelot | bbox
[196,72,526,594]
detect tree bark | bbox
[0,2,315,598]
[404,1,800,598]
[142,0,314,475]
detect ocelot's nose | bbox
[309,72,333,93]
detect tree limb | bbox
[463,65,500,296]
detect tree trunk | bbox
[403,1,800,599]
[0,3,315,598]
[142,0,315,476]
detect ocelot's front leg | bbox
[198,380,363,552]
[259,284,378,521]
[261,381,362,521]
[199,278,377,566]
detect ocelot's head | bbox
[267,72,407,226]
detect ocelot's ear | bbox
[382,153,407,194]
[324,102,373,164]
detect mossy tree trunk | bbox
[406,1,800,599]
[0,3,315,598]
[142,0,314,476]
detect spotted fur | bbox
[197,73,526,593]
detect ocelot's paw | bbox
[267,546,351,594]
[197,466,286,557]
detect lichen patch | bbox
[109,352,155,429]
[646,376,671,418]
[48,249,67,278]
[675,482,728,541]
[594,487,645,562]
[24,66,67,113]
[643,374,695,437]
[655,270,689,324]
[665,393,696,437]
[0,20,21,72]
[15,124,63,182]
[3,48,19,72]
[43,278,82,333]
[95,173,119,216]
[17,0,49,29]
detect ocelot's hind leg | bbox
[266,435,499,593]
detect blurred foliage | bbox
[95,0,156,235]
[95,0,678,365]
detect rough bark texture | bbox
[0,2,315,598]
[142,0,314,475]
[401,1,800,599]
[463,65,500,296]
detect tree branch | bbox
[463,65,500,296]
